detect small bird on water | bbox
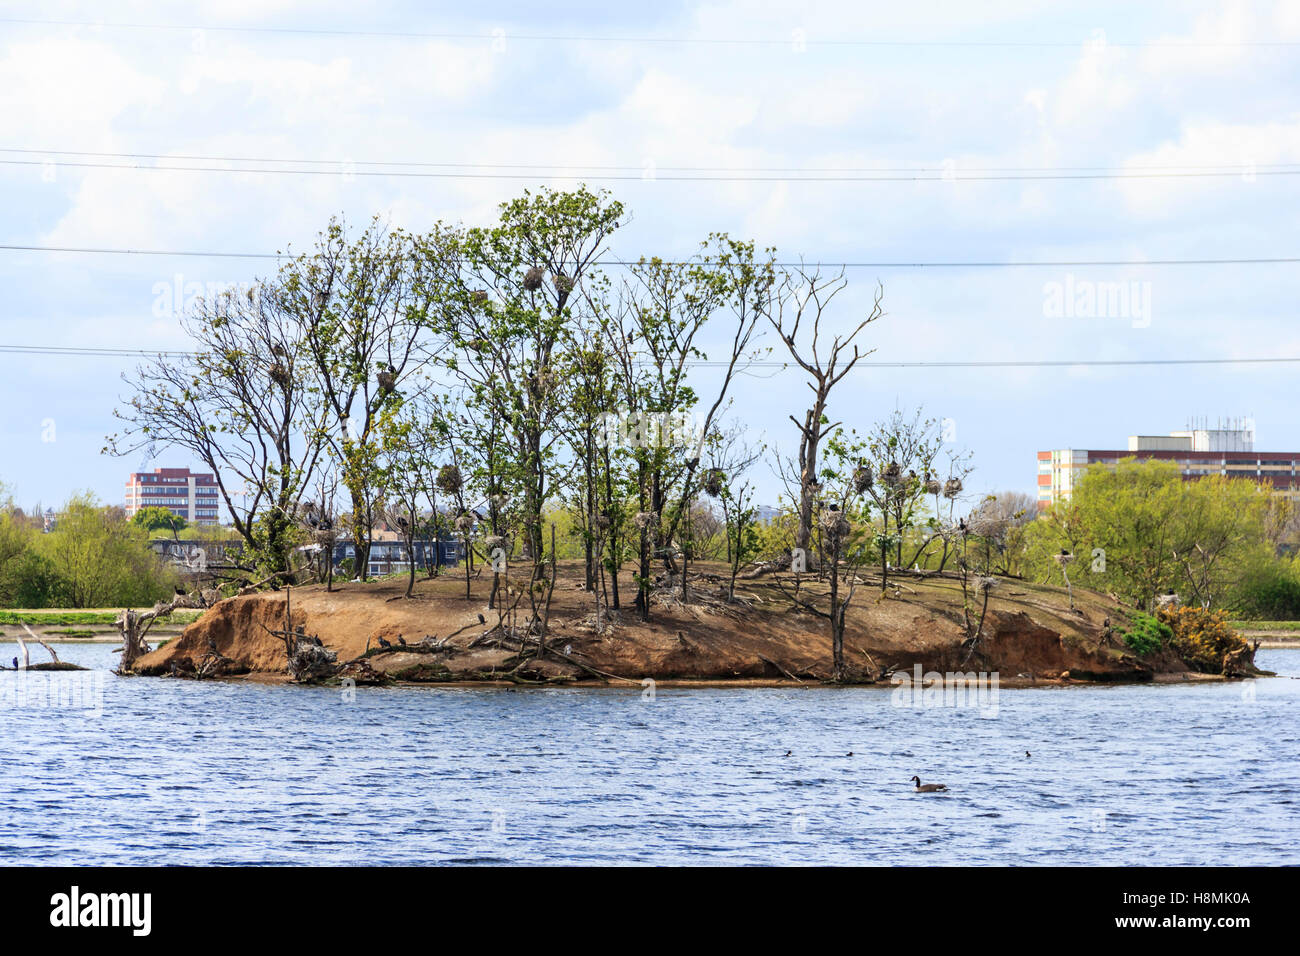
[783,750,792,757]
[911,775,948,793]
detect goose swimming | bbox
[910,775,948,793]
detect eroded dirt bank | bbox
[132,561,1185,686]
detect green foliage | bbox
[1022,459,1271,611]
[1158,605,1249,674]
[0,549,66,607]
[131,506,187,535]
[1226,550,1300,619]
[1121,611,1172,656]
[0,492,179,609]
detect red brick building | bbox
[125,468,221,524]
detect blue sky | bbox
[1,1,1298,512]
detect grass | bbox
[1230,620,1300,631]
[0,609,204,627]
[47,628,98,638]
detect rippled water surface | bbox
[1,642,1297,865]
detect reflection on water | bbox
[1,643,1296,865]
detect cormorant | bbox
[397,635,407,645]
[377,636,392,649]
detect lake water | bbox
[1,642,1297,865]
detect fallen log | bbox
[758,655,804,683]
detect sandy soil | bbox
[132,559,1174,685]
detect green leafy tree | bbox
[1022,459,1269,611]
[131,506,188,536]
[38,493,177,608]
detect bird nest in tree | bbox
[633,510,658,530]
[853,464,873,494]
[470,289,489,305]
[553,273,574,295]
[882,461,902,486]
[437,464,463,495]
[592,512,612,531]
[1053,551,1075,566]
[269,363,292,388]
[483,534,509,552]
[377,369,396,395]
[943,477,964,499]
[977,575,999,593]
[924,476,942,496]
[703,469,726,497]
[819,508,851,547]
[454,513,475,533]
[523,266,545,291]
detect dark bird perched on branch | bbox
[397,635,407,646]
[377,636,392,649]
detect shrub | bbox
[1121,611,1171,656]
[1158,605,1250,674]
[0,549,68,607]
[1228,556,1300,620]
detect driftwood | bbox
[287,637,339,683]
[758,654,804,683]
[19,624,63,664]
[738,554,794,580]
[116,589,219,672]
[236,570,295,597]
[9,628,88,671]
[257,590,340,683]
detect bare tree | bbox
[769,269,884,567]
[109,283,327,578]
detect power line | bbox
[3,16,1297,48]
[3,157,1295,182]
[3,148,1293,176]
[3,343,1299,369]
[0,244,1296,268]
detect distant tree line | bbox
[0,490,178,608]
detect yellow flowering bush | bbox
[1156,606,1249,674]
